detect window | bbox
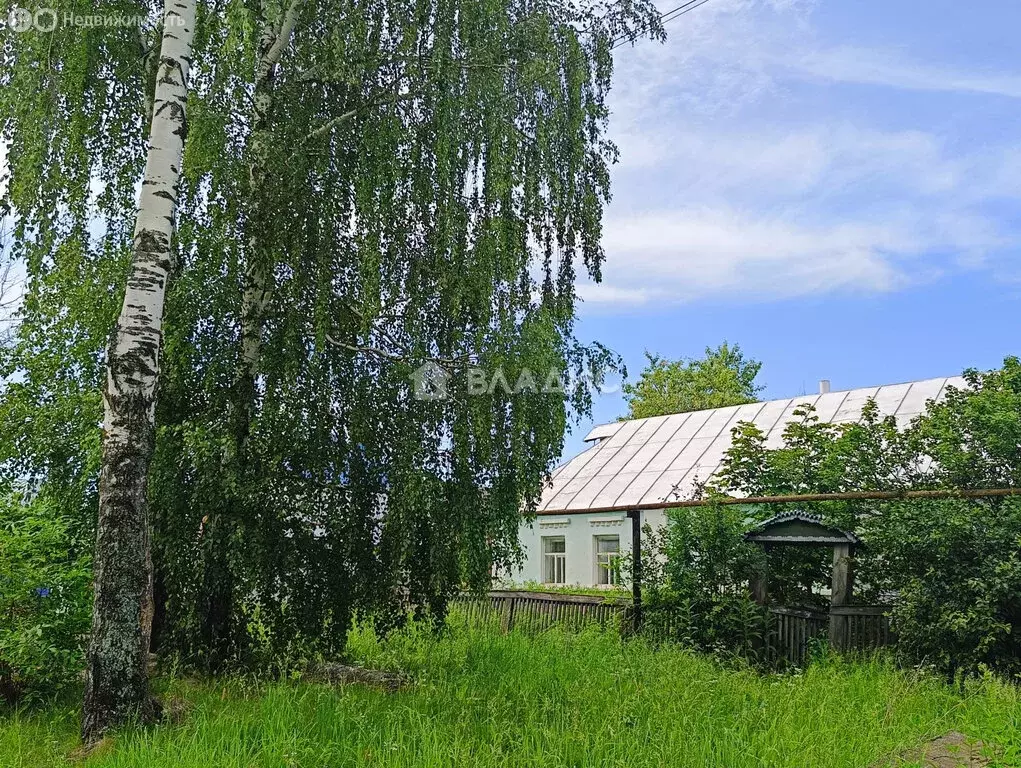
[595,536,620,586]
[542,536,566,584]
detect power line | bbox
[611,0,714,50]
[660,0,711,24]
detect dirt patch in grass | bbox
[879,731,997,767]
[309,662,410,692]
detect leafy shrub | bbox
[859,363,1021,677]
[868,498,1021,679]
[708,358,1021,677]
[0,491,92,701]
[631,502,769,662]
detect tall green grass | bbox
[2,619,1019,767]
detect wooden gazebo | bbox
[744,512,863,651]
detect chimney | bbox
[819,379,831,395]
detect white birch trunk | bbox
[82,0,196,742]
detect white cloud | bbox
[576,283,659,306]
[614,1,1021,115]
[612,123,966,200]
[590,1,1021,308]
[596,115,1021,307]
[592,208,932,304]
[609,0,802,122]
[791,46,1021,99]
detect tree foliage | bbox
[657,358,1021,675]
[1,0,662,671]
[622,342,763,419]
[869,497,1021,679]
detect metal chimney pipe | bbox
[819,379,831,394]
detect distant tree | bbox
[622,343,763,419]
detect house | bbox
[513,375,966,588]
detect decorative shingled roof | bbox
[539,375,967,513]
[744,512,861,546]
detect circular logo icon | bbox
[7,7,33,32]
[33,8,58,32]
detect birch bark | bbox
[237,0,302,447]
[82,0,196,742]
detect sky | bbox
[562,0,1021,460]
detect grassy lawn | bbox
[2,620,1020,767]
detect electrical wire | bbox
[611,0,715,50]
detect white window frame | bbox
[594,535,620,586]
[541,536,567,584]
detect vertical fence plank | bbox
[500,595,516,633]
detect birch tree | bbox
[1,0,662,690]
[80,0,196,740]
[2,0,178,732]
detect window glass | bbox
[544,538,566,554]
[597,537,619,554]
[595,535,620,586]
[542,536,566,584]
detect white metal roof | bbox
[541,376,967,513]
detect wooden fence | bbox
[450,591,892,666]
[451,591,626,634]
[767,605,892,665]
[830,605,893,652]
[768,607,829,666]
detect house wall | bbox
[513,509,668,587]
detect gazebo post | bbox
[750,544,769,605]
[828,543,854,651]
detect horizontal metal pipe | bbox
[534,487,1021,516]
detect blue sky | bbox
[563,0,1021,459]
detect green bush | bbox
[632,503,770,661]
[710,358,1021,678]
[0,491,92,702]
[868,498,1021,679]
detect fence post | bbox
[627,510,643,634]
[500,595,517,633]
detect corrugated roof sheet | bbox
[541,376,967,512]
